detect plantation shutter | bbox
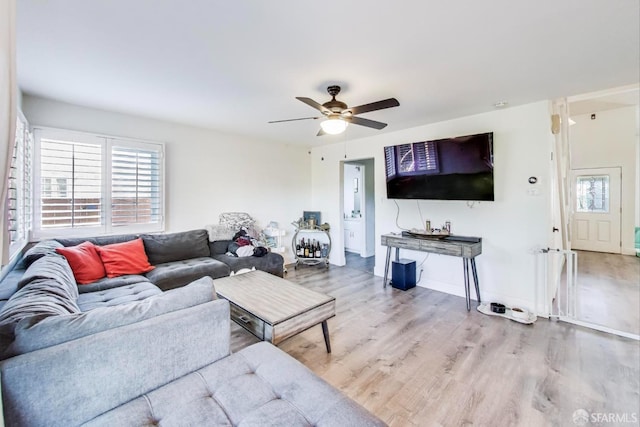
[414,141,439,173]
[384,146,397,179]
[111,143,162,227]
[6,119,23,244]
[7,116,33,255]
[39,137,102,229]
[397,144,414,173]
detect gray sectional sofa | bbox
[0,229,285,358]
[0,277,385,426]
[0,229,385,425]
[0,228,284,312]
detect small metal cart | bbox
[292,227,331,269]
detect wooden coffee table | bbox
[213,270,336,352]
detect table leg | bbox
[383,246,391,287]
[321,320,331,353]
[463,258,471,311]
[471,258,481,303]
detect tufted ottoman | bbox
[85,342,384,426]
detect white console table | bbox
[381,233,482,311]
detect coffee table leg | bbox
[321,321,331,353]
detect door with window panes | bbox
[570,167,621,253]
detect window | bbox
[576,175,609,213]
[34,128,164,238]
[6,113,33,258]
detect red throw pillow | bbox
[56,241,106,284]
[95,238,155,278]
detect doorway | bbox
[570,167,621,253]
[554,85,640,339]
[342,159,375,273]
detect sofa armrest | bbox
[1,299,231,427]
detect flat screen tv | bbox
[384,132,494,201]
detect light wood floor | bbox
[345,251,375,274]
[229,264,640,427]
[574,250,640,335]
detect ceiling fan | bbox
[269,85,400,136]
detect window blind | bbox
[39,138,102,229]
[6,116,33,256]
[111,146,162,226]
[33,128,164,238]
[384,146,396,179]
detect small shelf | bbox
[263,227,286,253]
[292,227,331,269]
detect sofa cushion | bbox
[141,230,211,265]
[0,299,231,427]
[76,274,151,294]
[3,277,216,358]
[212,253,284,278]
[22,240,64,268]
[55,233,139,248]
[209,239,232,255]
[144,257,230,291]
[83,342,385,427]
[0,256,81,345]
[95,238,155,278]
[77,282,162,311]
[15,254,78,295]
[56,241,107,284]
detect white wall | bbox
[569,106,638,255]
[22,95,311,261]
[311,102,553,311]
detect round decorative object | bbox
[528,176,538,184]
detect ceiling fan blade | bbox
[346,116,388,130]
[317,128,326,136]
[268,116,320,124]
[349,98,400,115]
[296,97,331,114]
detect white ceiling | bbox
[16,0,640,147]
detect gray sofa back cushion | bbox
[209,239,232,255]
[55,233,139,247]
[0,299,231,427]
[4,277,216,358]
[0,256,80,328]
[141,229,210,265]
[21,240,64,268]
[17,254,77,292]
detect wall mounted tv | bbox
[384,132,494,201]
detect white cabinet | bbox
[344,219,362,254]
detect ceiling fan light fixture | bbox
[320,117,348,135]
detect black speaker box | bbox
[391,258,416,290]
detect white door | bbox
[571,167,621,253]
